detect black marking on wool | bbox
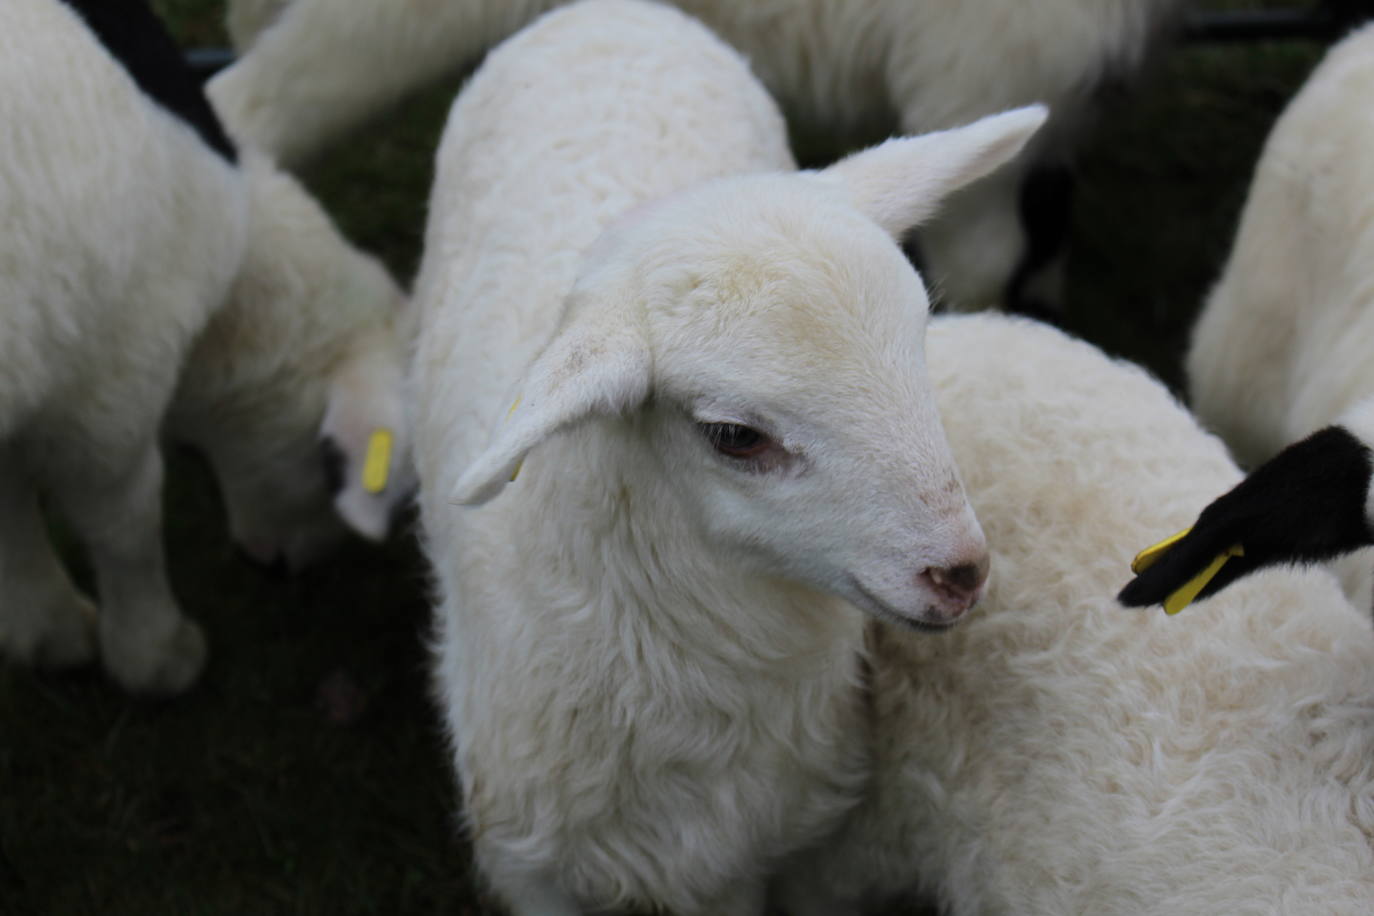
[1118,425,1374,608]
[59,0,237,162]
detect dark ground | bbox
[0,1,1342,913]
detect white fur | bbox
[781,314,1374,916]
[413,2,1044,912]
[212,0,1181,311]
[0,0,412,694]
[1187,25,1374,606]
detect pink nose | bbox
[919,554,991,621]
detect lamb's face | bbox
[453,106,1049,624]
[208,328,415,573]
[636,188,989,627]
[195,385,350,572]
[221,455,349,574]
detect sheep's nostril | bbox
[923,555,991,613]
[931,562,985,596]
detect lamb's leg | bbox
[0,444,97,669]
[50,440,205,695]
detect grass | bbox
[1,1,1332,913]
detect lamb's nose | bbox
[931,561,987,595]
[920,554,991,620]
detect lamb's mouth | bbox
[846,576,960,633]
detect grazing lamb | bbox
[0,0,413,695]
[212,0,1183,313]
[779,313,1374,916]
[413,1,1046,911]
[1124,25,1374,612]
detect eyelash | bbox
[697,422,779,468]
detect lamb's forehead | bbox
[642,178,930,353]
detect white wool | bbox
[782,314,1374,916]
[412,2,1044,912]
[0,0,410,694]
[213,0,1182,310]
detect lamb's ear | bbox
[452,307,651,506]
[818,105,1048,239]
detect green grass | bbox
[1,2,1331,913]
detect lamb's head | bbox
[175,157,415,571]
[454,106,1046,627]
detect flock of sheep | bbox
[6,0,1374,913]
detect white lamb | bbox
[212,0,1182,312]
[1189,23,1374,470]
[1126,24,1374,611]
[0,0,413,695]
[780,313,1374,916]
[412,1,1046,912]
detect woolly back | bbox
[861,313,1374,915]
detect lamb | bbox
[1188,24,1374,472]
[411,1,1046,911]
[210,0,1183,313]
[1120,26,1374,611]
[779,313,1374,916]
[0,0,413,695]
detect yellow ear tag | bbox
[362,428,393,494]
[1161,544,1244,616]
[1131,528,1191,575]
[1129,528,1244,616]
[507,396,523,483]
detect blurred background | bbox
[0,0,1354,912]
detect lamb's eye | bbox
[699,422,773,460]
